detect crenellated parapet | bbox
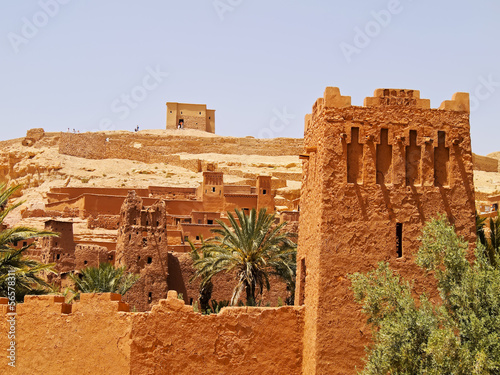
[13,293,128,316]
[302,87,472,189]
[438,92,470,112]
[364,88,431,109]
[17,295,72,315]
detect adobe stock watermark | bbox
[6,269,16,368]
[339,0,414,63]
[258,107,295,138]
[93,66,169,133]
[7,0,74,54]
[470,74,499,112]
[213,0,243,21]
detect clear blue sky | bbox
[1,1,499,154]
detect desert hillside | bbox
[1,128,499,229]
[0,129,302,232]
[473,152,500,198]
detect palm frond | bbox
[191,207,297,306]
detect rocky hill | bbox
[473,152,500,198]
[1,128,498,229]
[0,129,302,231]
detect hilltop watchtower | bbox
[296,87,476,374]
[166,102,215,133]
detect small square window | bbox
[196,236,200,240]
[199,112,202,115]
[207,220,213,225]
[147,257,152,264]
[170,111,172,113]
[263,189,267,195]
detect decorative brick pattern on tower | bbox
[115,191,169,311]
[296,87,476,374]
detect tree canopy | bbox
[350,216,500,374]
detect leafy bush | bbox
[350,216,500,374]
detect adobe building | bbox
[166,102,215,133]
[0,87,479,375]
[43,173,277,226]
[27,220,115,287]
[37,220,77,273]
[296,87,476,374]
[477,193,500,219]
[115,173,288,311]
[26,171,291,311]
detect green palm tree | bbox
[0,184,57,301]
[192,208,296,306]
[69,262,139,300]
[477,210,500,268]
[476,210,487,246]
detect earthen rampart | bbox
[0,292,304,374]
[59,132,303,160]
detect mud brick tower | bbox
[116,191,169,311]
[296,87,476,374]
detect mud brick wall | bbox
[0,292,304,375]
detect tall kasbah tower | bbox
[256,175,275,211]
[295,87,476,374]
[116,191,169,311]
[201,171,224,212]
